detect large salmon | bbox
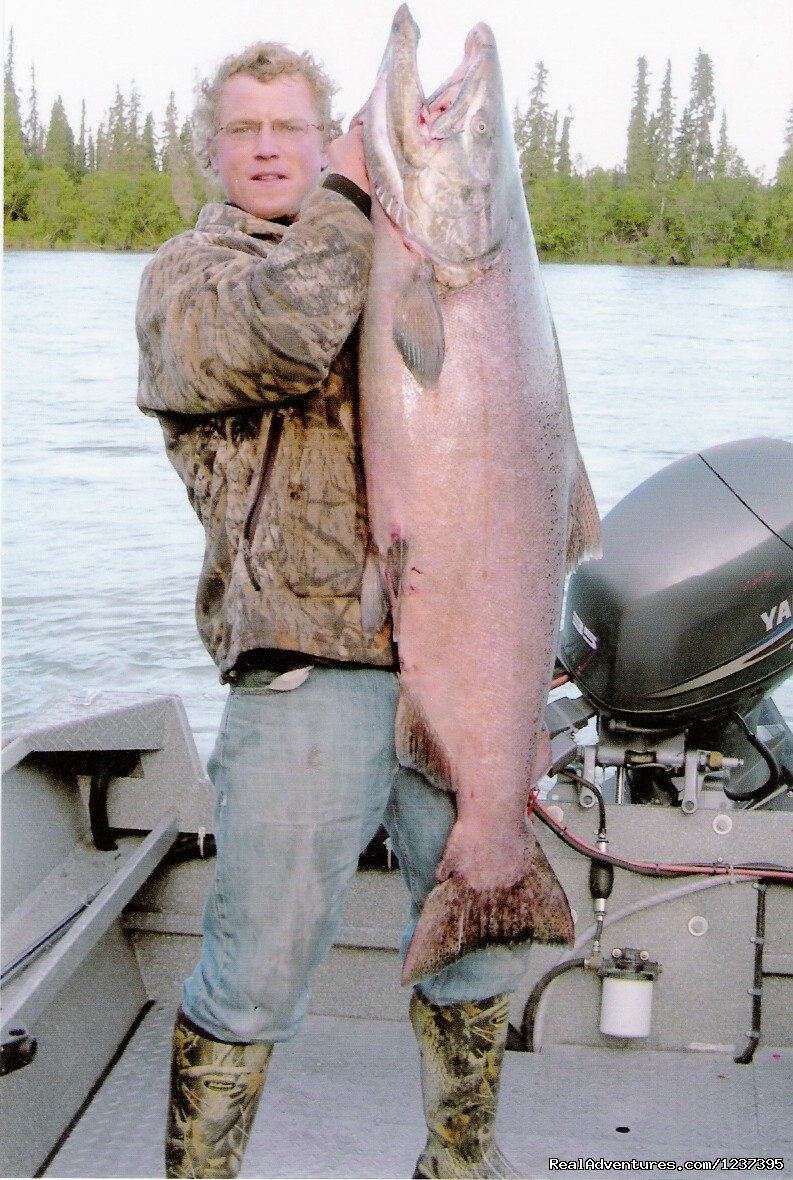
[359,5,601,984]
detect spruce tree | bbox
[77,100,88,176]
[674,104,696,180]
[690,51,716,179]
[161,91,180,173]
[4,28,33,221]
[25,63,44,161]
[141,112,158,171]
[775,102,793,179]
[675,50,716,181]
[557,112,573,178]
[517,62,555,185]
[95,122,108,171]
[649,59,675,190]
[162,92,199,220]
[103,86,127,171]
[760,103,793,264]
[43,95,77,177]
[4,28,21,128]
[546,110,559,174]
[626,57,651,187]
[714,110,747,179]
[127,83,142,168]
[126,83,155,174]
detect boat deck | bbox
[4,693,790,1179]
[47,1003,792,1179]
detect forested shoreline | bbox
[4,32,793,265]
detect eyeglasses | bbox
[215,118,323,143]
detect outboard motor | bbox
[558,438,793,811]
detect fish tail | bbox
[567,451,602,569]
[401,832,574,985]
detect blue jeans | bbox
[182,666,533,1043]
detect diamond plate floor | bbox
[47,1003,792,1179]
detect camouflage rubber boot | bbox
[165,1009,273,1179]
[410,989,523,1179]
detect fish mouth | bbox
[363,5,509,281]
[423,22,496,139]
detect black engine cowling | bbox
[559,437,793,728]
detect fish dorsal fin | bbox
[566,452,602,570]
[393,274,445,388]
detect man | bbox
[136,41,533,1180]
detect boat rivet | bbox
[688,916,709,937]
[712,814,732,835]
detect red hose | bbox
[532,796,793,884]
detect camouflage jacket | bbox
[136,188,394,679]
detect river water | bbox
[3,251,792,763]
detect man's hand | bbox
[326,124,369,196]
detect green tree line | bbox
[4,31,793,264]
[515,52,793,265]
[4,30,203,249]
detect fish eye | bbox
[473,112,489,135]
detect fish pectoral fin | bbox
[566,452,602,570]
[393,274,445,388]
[401,832,574,984]
[361,546,390,636]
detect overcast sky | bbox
[4,0,792,178]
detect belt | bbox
[226,648,394,682]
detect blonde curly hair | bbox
[193,42,341,175]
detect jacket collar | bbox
[195,202,291,238]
